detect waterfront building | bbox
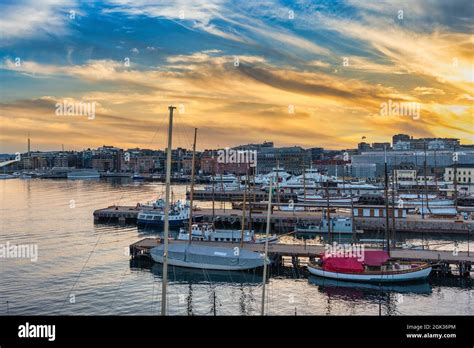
[352,149,474,177]
[444,164,474,184]
[348,163,377,179]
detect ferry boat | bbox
[137,200,190,227]
[67,169,100,179]
[177,223,254,243]
[307,250,432,282]
[295,216,355,234]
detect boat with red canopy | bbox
[307,250,432,282]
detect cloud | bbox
[414,87,446,96]
[0,0,77,43]
[1,1,472,151]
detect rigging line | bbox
[147,113,167,148]
[174,114,193,151]
[60,232,103,313]
[68,186,129,314]
[107,259,132,314]
[173,114,186,150]
[151,274,156,315]
[176,115,193,150]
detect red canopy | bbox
[322,256,364,273]
[321,250,389,273]
[362,250,389,266]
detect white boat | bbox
[254,166,292,186]
[67,169,100,179]
[150,243,267,271]
[205,174,242,191]
[279,204,305,212]
[139,198,165,209]
[281,167,327,189]
[177,223,254,243]
[296,216,354,234]
[137,200,190,227]
[397,194,454,206]
[297,193,359,204]
[307,251,432,282]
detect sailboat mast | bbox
[261,177,273,316]
[161,105,175,316]
[346,166,356,242]
[383,147,390,256]
[303,164,307,202]
[240,168,248,248]
[248,169,253,233]
[276,160,280,204]
[188,128,197,243]
[391,168,396,247]
[423,141,430,216]
[212,157,215,222]
[326,182,331,244]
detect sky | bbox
[0,0,473,152]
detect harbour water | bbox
[0,179,473,315]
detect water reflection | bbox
[130,259,263,285]
[308,275,432,296]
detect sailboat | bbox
[306,250,432,282]
[150,124,267,271]
[307,148,432,283]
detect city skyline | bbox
[1,0,473,153]
[4,132,470,155]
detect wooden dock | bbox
[95,206,474,234]
[129,238,473,276]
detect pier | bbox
[188,189,297,202]
[129,238,473,277]
[94,206,474,234]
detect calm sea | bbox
[0,178,472,315]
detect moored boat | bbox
[297,193,359,204]
[296,216,355,234]
[307,250,432,282]
[150,243,267,271]
[137,200,190,227]
[177,223,254,243]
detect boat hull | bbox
[307,264,432,282]
[150,244,266,271]
[137,218,186,227]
